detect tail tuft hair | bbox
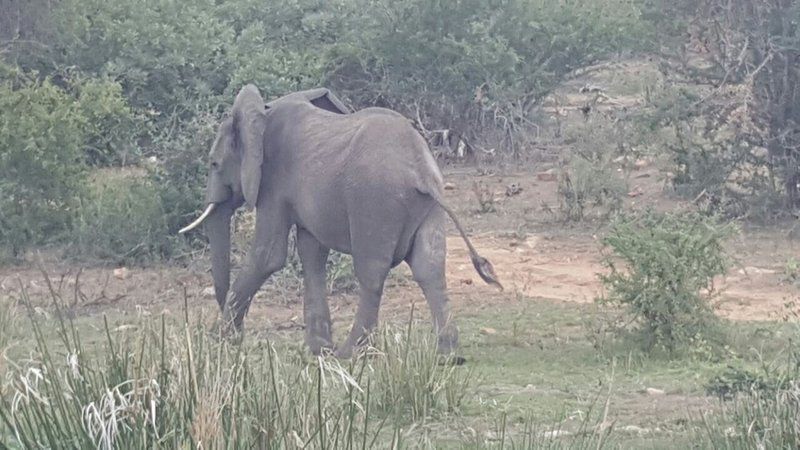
[471,255,503,291]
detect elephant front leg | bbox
[221,219,290,337]
[297,228,334,355]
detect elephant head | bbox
[179,85,349,309]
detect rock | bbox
[536,171,558,182]
[480,327,498,335]
[539,430,570,439]
[505,183,523,196]
[633,159,648,170]
[738,267,777,275]
[645,387,665,396]
[621,425,650,434]
[201,286,216,298]
[460,278,473,286]
[444,182,457,190]
[628,186,644,197]
[113,267,129,280]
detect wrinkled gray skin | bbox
[184,84,501,358]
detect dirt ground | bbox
[1,168,797,332]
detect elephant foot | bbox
[437,354,467,366]
[333,345,354,360]
[306,335,335,356]
[435,333,465,365]
[210,318,244,345]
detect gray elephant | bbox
[180,84,501,358]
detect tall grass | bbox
[0,281,624,449]
[0,288,475,449]
[701,386,800,449]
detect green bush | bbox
[702,347,800,448]
[558,156,626,222]
[73,77,143,166]
[327,0,653,155]
[69,173,179,264]
[0,75,87,258]
[598,210,735,353]
[148,110,219,237]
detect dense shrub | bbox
[598,210,735,353]
[558,157,626,222]
[0,74,87,257]
[0,69,146,259]
[72,77,143,166]
[148,110,219,237]
[70,174,176,264]
[327,0,654,154]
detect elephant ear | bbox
[232,84,267,210]
[300,88,351,114]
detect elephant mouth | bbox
[178,203,217,234]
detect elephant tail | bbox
[426,191,503,291]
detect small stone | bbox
[539,430,570,439]
[480,327,498,335]
[461,278,473,285]
[444,182,457,190]
[738,267,777,275]
[505,183,523,196]
[627,186,644,197]
[622,425,649,434]
[201,287,216,298]
[645,387,665,396]
[113,267,129,280]
[634,159,648,169]
[536,171,558,182]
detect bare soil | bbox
[1,169,796,329]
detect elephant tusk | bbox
[179,203,216,234]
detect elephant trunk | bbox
[205,203,234,310]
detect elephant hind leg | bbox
[297,228,333,355]
[405,208,459,355]
[336,251,392,358]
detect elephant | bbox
[179,84,501,358]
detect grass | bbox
[0,277,797,448]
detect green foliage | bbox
[69,173,178,264]
[558,157,626,222]
[327,0,653,153]
[635,0,800,215]
[148,110,219,238]
[783,257,800,285]
[702,337,800,448]
[702,387,800,449]
[49,0,234,114]
[598,210,735,353]
[370,313,474,420]
[0,70,144,259]
[72,77,143,166]
[706,366,791,400]
[0,75,87,257]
